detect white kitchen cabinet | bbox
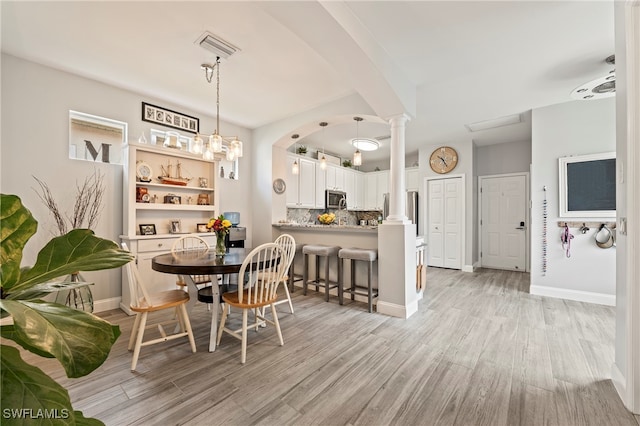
[343,168,365,210]
[286,154,316,208]
[325,164,345,190]
[121,141,219,314]
[315,164,326,209]
[364,170,389,210]
[406,167,420,191]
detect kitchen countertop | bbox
[272,223,378,232]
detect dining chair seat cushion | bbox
[221,290,278,309]
[131,289,190,313]
[303,244,340,257]
[338,248,377,262]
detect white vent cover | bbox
[195,31,239,59]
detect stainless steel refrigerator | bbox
[383,191,419,234]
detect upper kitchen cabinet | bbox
[364,170,389,210]
[344,168,365,210]
[325,164,345,191]
[406,167,420,191]
[286,154,316,208]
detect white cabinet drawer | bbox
[138,238,175,253]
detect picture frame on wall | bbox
[141,102,199,134]
[139,224,156,235]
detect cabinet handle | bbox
[158,243,163,247]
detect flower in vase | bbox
[206,214,232,237]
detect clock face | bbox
[429,146,458,174]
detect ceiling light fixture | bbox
[291,134,300,175]
[352,117,363,166]
[352,138,380,151]
[465,113,523,132]
[319,122,328,170]
[198,57,243,161]
[571,55,616,101]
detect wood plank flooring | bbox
[13,267,639,425]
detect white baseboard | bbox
[93,297,122,313]
[611,362,628,408]
[462,264,475,273]
[377,299,418,319]
[530,285,616,306]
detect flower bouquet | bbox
[318,212,336,225]
[206,214,233,256]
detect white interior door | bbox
[480,174,527,271]
[427,177,462,269]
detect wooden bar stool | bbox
[287,243,305,293]
[338,248,378,313]
[302,244,340,302]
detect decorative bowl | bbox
[318,213,336,225]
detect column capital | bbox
[386,113,412,126]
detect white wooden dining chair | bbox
[217,243,286,364]
[121,243,196,371]
[171,234,213,289]
[269,234,296,314]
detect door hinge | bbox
[480,251,483,257]
[480,219,483,226]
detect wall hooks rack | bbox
[556,221,616,229]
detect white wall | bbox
[475,140,532,176]
[1,54,253,305]
[530,98,616,304]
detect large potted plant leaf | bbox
[0,194,133,425]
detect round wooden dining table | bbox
[152,247,254,352]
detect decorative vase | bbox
[215,233,227,257]
[54,272,94,312]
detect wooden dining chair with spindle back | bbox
[217,242,286,363]
[121,243,196,370]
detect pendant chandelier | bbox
[352,116,363,166]
[319,122,328,170]
[194,56,243,161]
[291,133,300,175]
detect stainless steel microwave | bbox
[326,190,347,209]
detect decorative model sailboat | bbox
[158,160,192,186]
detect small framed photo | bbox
[197,223,209,233]
[139,224,156,235]
[170,219,182,234]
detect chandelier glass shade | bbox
[352,116,364,166]
[319,122,328,171]
[195,57,243,161]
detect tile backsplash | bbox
[287,208,382,225]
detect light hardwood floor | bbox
[23,267,640,425]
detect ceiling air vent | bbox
[195,31,239,59]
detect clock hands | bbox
[438,155,448,167]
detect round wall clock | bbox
[273,178,286,194]
[429,146,458,174]
[136,161,153,182]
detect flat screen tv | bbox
[558,152,616,218]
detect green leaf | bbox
[1,194,38,291]
[1,344,77,425]
[6,229,132,296]
[0,300,121,378]
[10,280,94,301]
[0,324,55,359]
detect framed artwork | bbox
[170,219,182,234]
[139,224,156,235]
[141,102,199,134]
[197,223,209,233]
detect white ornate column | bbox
[377,112,419,319]
[386,113,411,222]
